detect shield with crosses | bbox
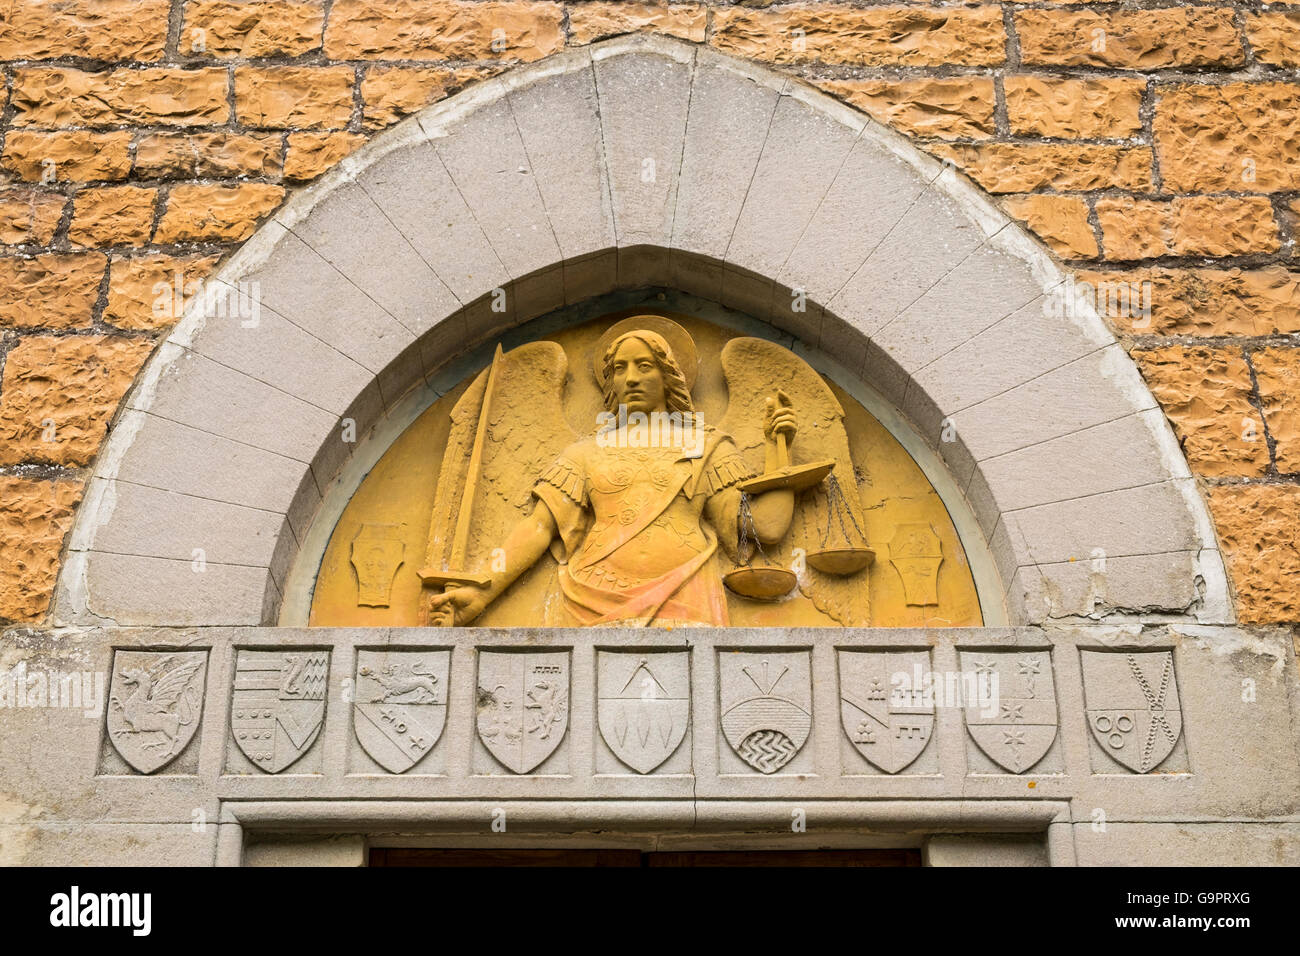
[353,650,450,773]
[959,649,1058,774]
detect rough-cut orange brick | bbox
[1097,197,1170,260]
[568,2,706,45]
[1003,195,1098,258]
[0,0,170,62]
[1080,267,1300,337]
[818,78,995,139]
[134,132,284,180]
[181,0,325,57]
[1004,76,1145,139]
[235,66,357,129]
[325,0,565,61]
[154,183,285,243]
[0,254,106,330]
[1156,83,1300,193]
[0,335,153,468]
[1016,8,1243,69]
[361,66,494,129]
[1207,484,1300,624]
[0,477,84,624]
[10,68,230,128]
[0,189,66,245]
[285,132,367,181]
[1,131,132,184]
[1098,196,1279,260]
[1251,348,1300,474]
[711,5,1006,66]
[68,186,158,248]
[1246,12,1300,68]
[929,143,1151,193]
[1135,346,1270,478]
[104,254,222,332]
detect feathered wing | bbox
[718,338,871,625]
[422,341,576,622]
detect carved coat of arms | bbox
[1081,650,1183,773]
[232,650,329,773]
[719,651,812,774]
[838,650,934,774]
[353,650,449,773]
[960,650,1058,774]
[107,650,207,774]
[597,652,690,774]
[476,651,569,774]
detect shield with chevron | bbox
[231,650,329,773]
[597,651,690,774]
[719,651,812,774]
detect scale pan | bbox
[738,459,835,495]
[723,566,797,600]
[806,548,875,575]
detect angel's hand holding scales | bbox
[763,389,798,447]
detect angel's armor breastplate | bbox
[577,446,705,585]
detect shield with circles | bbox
[1081,650,1183,773]
[719,651,812,774]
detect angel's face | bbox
[610,338,667,415]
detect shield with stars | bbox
[1081,650,1182,773]
[597,651,690,774]
[231,650,329,774]
[960,650,1057,774]
[838,650,935,774]
[353,650,450,774]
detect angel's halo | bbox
[592,315,699,391]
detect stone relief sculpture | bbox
[1081,650,1184,773]
[107,650,207,774]
[420,316,873,628]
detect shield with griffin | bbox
[1081,650,1183,773]
[353,650,450,773]
[476,651,569,774]
[719,651,812,774]
[960,650,1058,774]
[597,651,690,774]
[838,650,934,774]
[106,650,207,774]
[231,650,329,773]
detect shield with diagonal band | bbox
[353,650,450,773]
[597,651,690,774]
[1081,650,1183,773]
[476,651,569,774]
[838,650,934,774]
[960,650,1058,774]
[232,650,329,773]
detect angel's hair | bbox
[601,330,695,414]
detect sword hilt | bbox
[418,569,492,627]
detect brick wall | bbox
[0,0,1296,625]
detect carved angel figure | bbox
[419,316,871,628]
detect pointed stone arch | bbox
[53,35,1230,628]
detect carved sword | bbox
[418,343,503,626]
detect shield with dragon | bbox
[476,651,569,774]
[231,650,329,773]
[353,650,450,773]
[106,650,207,774]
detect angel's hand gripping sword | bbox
[417,344,503,626]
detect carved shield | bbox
[353,650,449,773]
[476,651,569,774]
[960,650,1058,774]
[232,650,329,773]
[106,650,207,774]
[597,651,689,774]
[838,650,934,774]
[1081,650,1183,773]
[719,651,812,774]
